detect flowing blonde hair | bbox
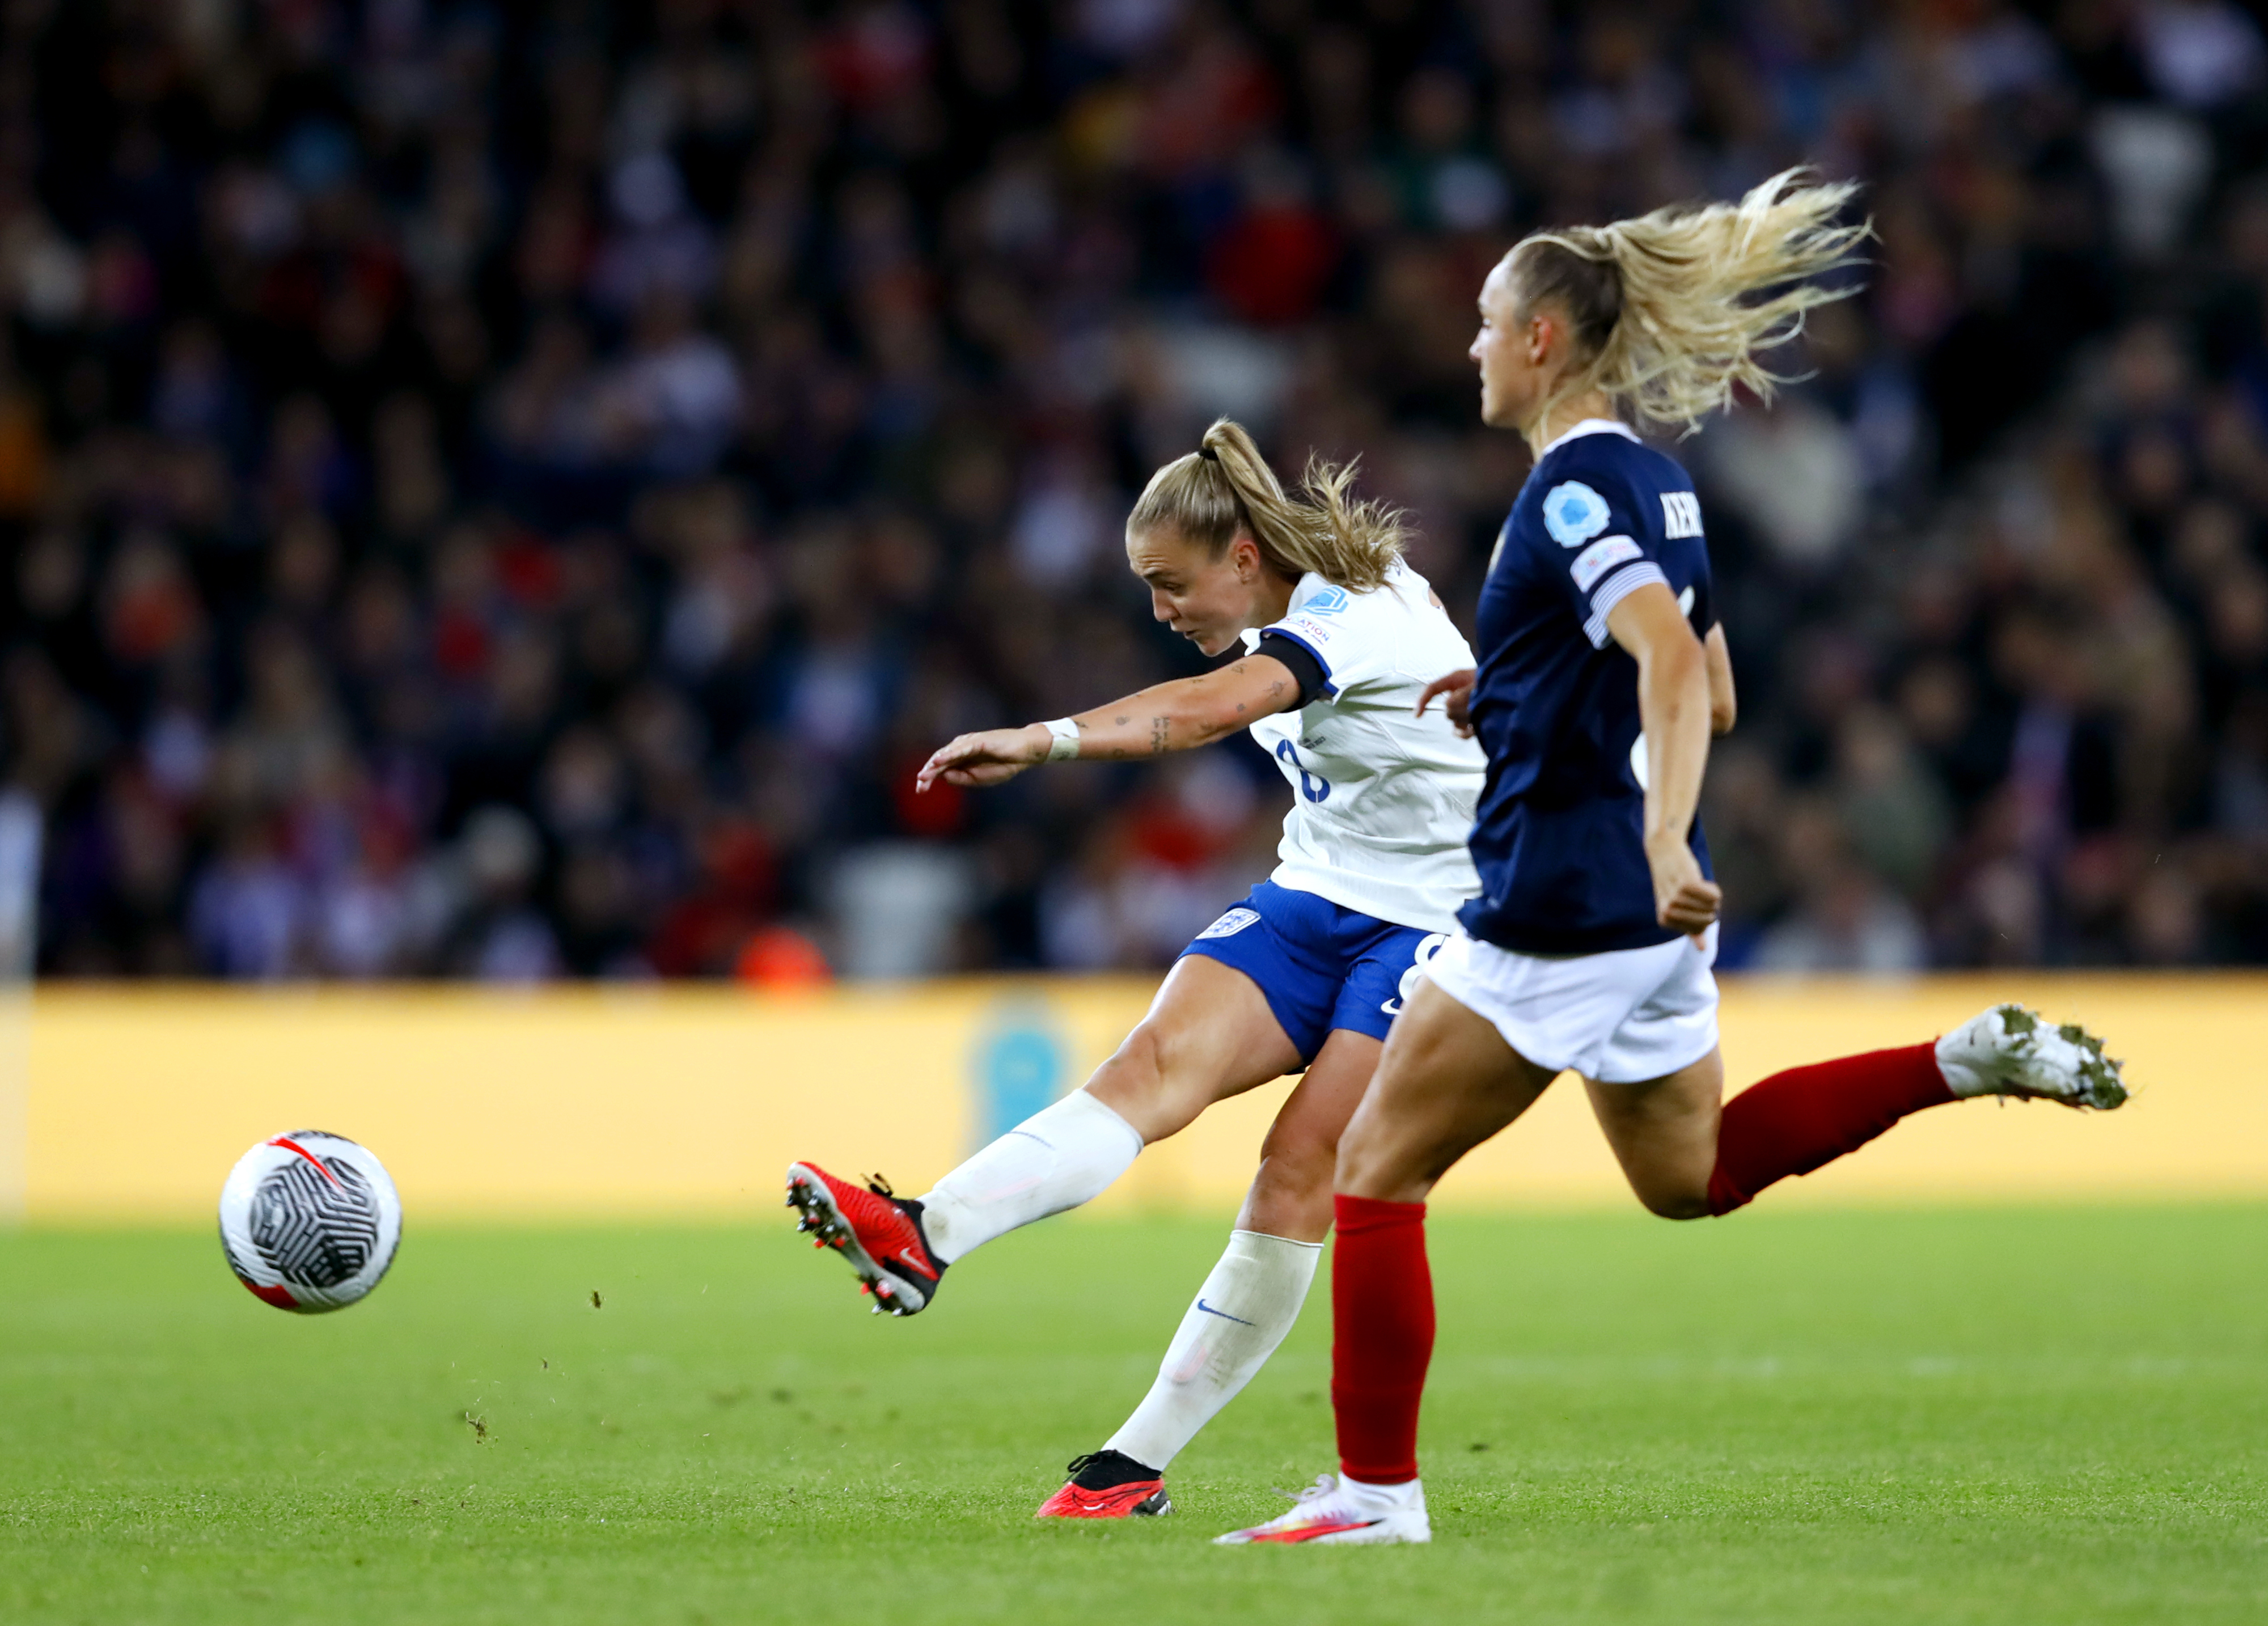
[1511,169,1871,436]
[1125,417,1405,592]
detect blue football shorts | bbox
[1178,879,1448,1063]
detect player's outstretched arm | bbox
[1606,582,1722,938]
[915,654,1301,792]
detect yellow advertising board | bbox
[9,974,2263,1221]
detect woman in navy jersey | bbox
[1219,172,2130,1547]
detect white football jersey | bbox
[1238,564,1487,933]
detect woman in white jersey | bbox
[783,417,1485,1519]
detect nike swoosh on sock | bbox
[1195,1298,1256,1326]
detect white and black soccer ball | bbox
[218,1132,402,1313]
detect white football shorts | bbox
[1422,924,1720,1084]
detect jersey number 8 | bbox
[1276,739,1331,803]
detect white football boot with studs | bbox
[1935,1004,2127,1110]
[1213,1472,1431,1546]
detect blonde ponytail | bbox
[1514,169,1871,436]
[1125,418,1406,592]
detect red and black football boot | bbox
[1035,1450,1171,1519]
[784,1162,947,1316]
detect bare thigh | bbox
[1335,979,1560,1205]
[1235,1027,1381,1243]
[1581,1045,1724,1220]
[1084,954,1304,1144]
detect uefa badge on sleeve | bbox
[1541,481,1611,548]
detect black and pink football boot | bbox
[1034,1451,1171,1519]
[784,1162,947,1316]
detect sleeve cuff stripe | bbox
[1583,562,1669,648]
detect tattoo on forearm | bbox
[1113,715,1127,726]
[1150,715,1169,753]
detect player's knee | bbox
[1108,1022,1167,1086]
[1260,1130,1335,1191]
[1091,1022,1206,1136]
[1245,1137,1335,1235]
[1332,1123,1405,1201]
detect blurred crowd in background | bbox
[5,0,2268,981]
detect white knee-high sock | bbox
[1103,1229,1323,1472]
[916,1090,1144,1264]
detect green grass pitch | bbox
[3,1206,2263,1625]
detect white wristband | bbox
[1042,718,1082,762]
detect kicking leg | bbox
[789,955,1299,1315]
[922,955,1301,1257]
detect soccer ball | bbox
[218,1131,402,1312]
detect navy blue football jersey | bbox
[1457,420,1715,954]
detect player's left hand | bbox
[916,725,1051,792]
[1416,668,1478,736]
[1644,834,1721,941]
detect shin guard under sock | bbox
[1103,1229,1322,1472]
[916,1091,1144,1263]
[1331,1193,1432,1485]
[1708,1042,1954,1214]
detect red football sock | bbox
[1331,1193,1432,1485]
[1707,1041,1954,1215]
